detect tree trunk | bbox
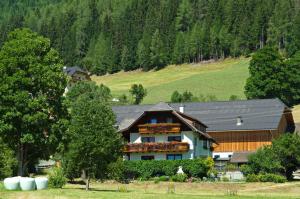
[17,143,26,176]
[85,174,90,191]
[260,27,264,49]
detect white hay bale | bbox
[35,177,48,190]
[3,177,20,190]
[20,177,35,191]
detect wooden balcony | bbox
[123,142,189,153]
[138,123,181,134]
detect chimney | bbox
[179,103,185,113]
[236,116,243,126]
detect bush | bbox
[246,174,260,182]
[0,138,16,179]
[153,177,160,184]
[48,167,67,188]
[159,176,170,182]
[107,158,126,182]
[221,176,230,182]
[258,173,287,183]
[246,173,287,183]
[171,174,188,182]
[123,158,214,180]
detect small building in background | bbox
[63,66,91,93]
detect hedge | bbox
[246,173,287,183]
[123,157,214,180]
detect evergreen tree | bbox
[175,0,193,32]
[137,39,150,71]
[267,0,294,51]
[121,45,132,71]
[172,32,185,64]
[150,29,166,69]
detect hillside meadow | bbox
[92,58,250,104]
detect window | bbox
[168,136,181,142]
[141,137,155,143]
[167,154,182,160]
[166,117,173,123]
[213,155,220,159]
[150,118,157,124]
[141,156,154,160]
[203,140,208,149]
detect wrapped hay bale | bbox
[35,177,48,190]
[4,177,21,190]
[20,177,35,191]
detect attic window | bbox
[150,118,157,124]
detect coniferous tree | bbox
[175,0,193,32]
[121,45,131,71]
[172,32,185,64]
[137,39,151,71]
[150,29,166,69]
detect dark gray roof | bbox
[148,102,173,111]
[230,151,255,163]
[63,66,87,76]
[113,98,288,132]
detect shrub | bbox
[0,138,16,179]
[159,176,170,182]
[118,185,128,192]
[246,174,260,182]
[171,174,188,182]
[258,173,287,183]
[107,158,126,182]
[153,177,160,184]
[48,167,67,188]
[221,176,230,182]
[123,158,214,180]
[240,164,253,176]
[246,173,286,183]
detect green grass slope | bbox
[92,58,250,104]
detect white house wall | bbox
[128,131,211,160]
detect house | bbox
[113,99,295,162]
[63,66,91,93]
[115,102,214,160]
[63,66,91,82]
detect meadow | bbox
[92,58,250,104]
[1,181,300,199]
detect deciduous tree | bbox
[129,84,147,105]
[66,94,123,190]
[0,28,68,176]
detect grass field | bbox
[1,181,300,199]
[92,58,250,104]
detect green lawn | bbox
[1,181,300,199]
[92,58,250,104]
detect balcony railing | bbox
[138,123,181,134]
[123,142,189,153]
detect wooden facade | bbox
[138,123,181,134]
[209,115,288,152]
[124,142,189,153]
